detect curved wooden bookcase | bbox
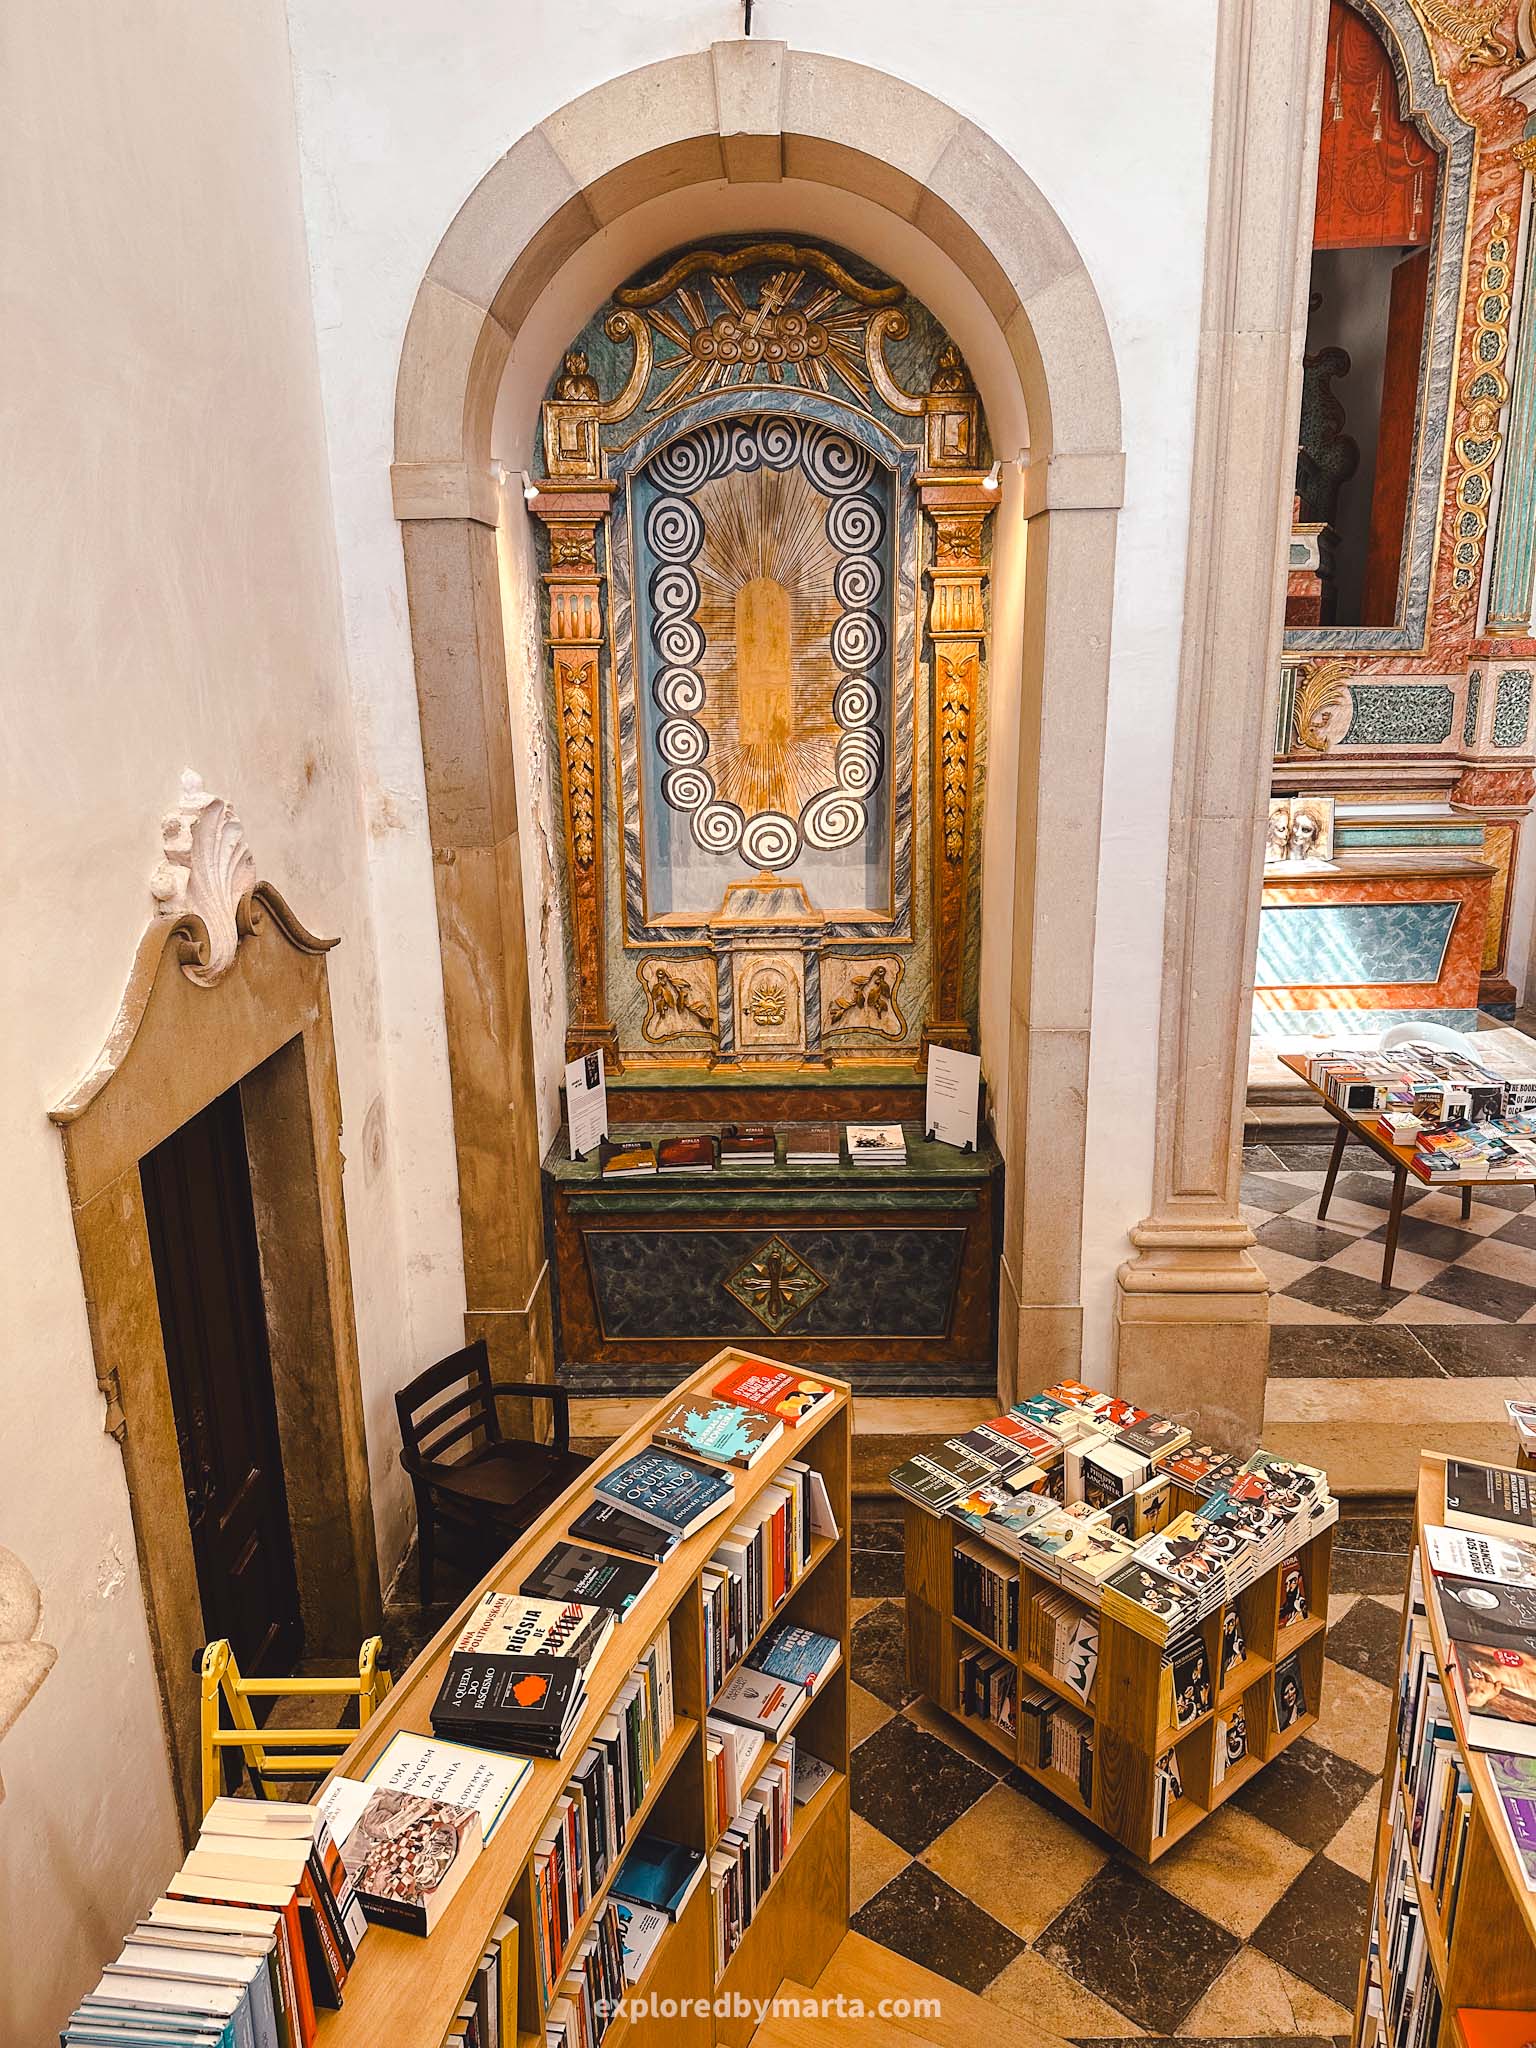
[312,1348,851,2048]
[1353,1454,1536,2047]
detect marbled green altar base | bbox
[542,1118,1002,1398]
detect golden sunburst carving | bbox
[689,465,845,819]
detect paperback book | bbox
[844,1123,906,1166]
[520,1542,658,1617]
[333,1788,481,1937]
[651,1395,783,1470]
[568,1500,680,1563]
[431,1652,587,1759]
[610,1836,708,1921]
[711,1361,835,1428]
[1425,1524,1536,1589]
[594,1449,738,1537]
[1444,1459,1536,1544]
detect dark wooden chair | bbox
[395,1341,591,1602]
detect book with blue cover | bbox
[595,1448,737,1537]
[751,1620,841,1697]
[652,1394,783,1469]
[609,1835,708,1920]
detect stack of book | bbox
[656,1135,717,1175]
[844,1122,906,1167]
[527,1627,675,2009]
[1101,1559,1202,1647]
[708,1743,796,1977]
[953,1539,1019,1650]
[1026,1587,1098,1707]
[890,1380,1336,1653]
[1016,1682,1095,1805]
[710,1620,839,1751]
[593,1447,739,1545]
[652,1392,784,1471]
[543,1898,624,2048]
[599,1138,658,1179]
[719,1124,776,1168]
[431,1591,616,1760]
[783,1124,839,1166]
[57,1796,366,2046]
[701,1457,820,1698]
[705,1717,764,1835]
[957,1643,1016,1737]
[1418,1463,1536,1762]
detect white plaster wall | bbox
[0,3,435,2033]
[283,0,1221,1384]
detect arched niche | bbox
[391,42,1125,1396]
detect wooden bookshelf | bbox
[903,1492,1334,1861]
[311,1348,851,2048]
[1352,1453,1536,2048]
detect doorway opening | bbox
[140,1076,304,1678]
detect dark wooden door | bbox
[140,1083,304,1675]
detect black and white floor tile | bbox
[1243,1140,1536,1335]
[845,1514,1408,2045]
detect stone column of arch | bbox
[1114,0,1331,1445]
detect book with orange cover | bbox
[1458,2015,1536,2048]
[712,1360,835,1428]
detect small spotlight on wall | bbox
[982,460,1001,492]
[521,471,541,503]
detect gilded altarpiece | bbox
[530,239,995,1073]
[1268,0,1536,1029]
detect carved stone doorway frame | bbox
[50,871,381,1833]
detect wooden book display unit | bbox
[314,1349,852,2048]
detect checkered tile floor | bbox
[1244,1137,1536,1326]
[846,1514,1410,2045]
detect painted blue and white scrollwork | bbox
[637,415,890,872]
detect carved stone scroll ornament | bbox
[1293,659,1354,752]
[150,770,257,987]
[0,1548,58,1804]
[1414,0,1512,67]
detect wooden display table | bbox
[1352,1455,1536,2045]
[313,1349,852,2048]
[901,1493,1334,1863]
[1278,1053,1536,1287]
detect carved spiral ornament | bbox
[640,414,890,864]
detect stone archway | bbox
[391,41,1126,1400]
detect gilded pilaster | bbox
[918,481,993,1064]
[531,480,621,1070]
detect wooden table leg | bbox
[1461,1185,1473,1222]
[1382,1169,1408,1288]
[1318,1118,1349,1221]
